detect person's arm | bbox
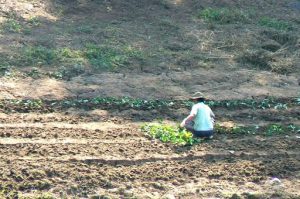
[180,114,195,127]
[210,110,215,118]
[180,105,197,127]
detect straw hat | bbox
[189,91,206,100]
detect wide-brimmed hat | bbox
[189,91,206,100]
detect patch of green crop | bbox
[0,96,297,113]
[198,7,249,24]
[141,123,198,146]
[215,123,300,136]
[207,97,292,110]
[259,17,293,31]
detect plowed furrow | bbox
[0,125,141,139]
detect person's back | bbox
[193,102,214,131]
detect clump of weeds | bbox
[198,7,250,24]
[259,17,294,31]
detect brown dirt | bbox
[0,69,299,100]
[0,106,299,198]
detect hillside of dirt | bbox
[0,0,299,100]
[0,0,299,199]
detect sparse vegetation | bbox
[73,25,94,34]
[84,44,124,70]
[198,7,249,24]
[259,17,293,31]
[0,16,41,35]
[1,19,22,33]
[84,44,143,70]
[0,44,142,74]
[28,16,41,27]
[20,46,83,66]
[237,50,294,74]
[22,46,59,65]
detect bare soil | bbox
[0,105,299,198]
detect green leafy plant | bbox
[287,124,299,133]
[274,103,288,110]
[141,123,198,146]
[266,124,284,136]
[23,99,43,109]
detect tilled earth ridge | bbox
[0,105,299,198]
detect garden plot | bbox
[0,98,299,198]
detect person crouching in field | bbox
[180,92,215,139]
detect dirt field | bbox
[0,102,299,198]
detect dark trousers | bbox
[184,121,213,138]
